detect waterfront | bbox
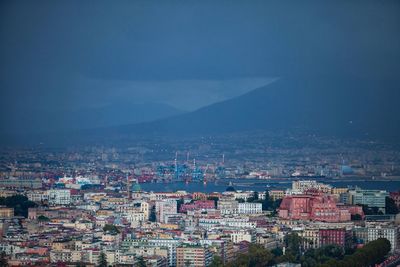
[139,178,400,193]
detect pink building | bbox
[180,200,215,213]
[337,204,364,219]
[279,194,351,222]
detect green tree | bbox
[248,244,274,266]
[209,255,224,267]
[285,232,301,257]
[253,191,259,200]
[262,190,273,210]
[351,214,362,221]
[0,195,37,217]
[98,252,107,267]
[0,252,8,267]
[225,244,273,267]
[177,198,185,212]
[38,215,50,222]
[149,205,156,222]
[103,224,120,233]
[385,197,399,214]
[136,256,146,267]
[326,238,391,267]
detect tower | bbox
[127,173,131,200]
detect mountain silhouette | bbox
[5,76,399,146]
[102,76,400,141]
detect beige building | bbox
[176,246,212,267]
[269,190,285,201]
[0,207,14,218]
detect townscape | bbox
[1,137,400,267]
[1,1,400,266]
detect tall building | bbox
[155,199,177,223]
[348,189,388,213]
[176,246,212,267]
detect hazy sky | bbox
[0,0,399,131]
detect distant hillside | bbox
[104,76,400,141]
[0,102,183,134]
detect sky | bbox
[0,0,399,133]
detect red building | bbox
[319,228,346,248]
[279,193,352,222]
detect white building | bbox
[126,212,146,227]
[46,189,71,205]
[349,189,389,212]
[289,180,332,194]
[367,224,398,252]
[238,203,262,214]
[229,230,256,244]
[155,199,177,223]
[218,199,238,215]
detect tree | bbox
[149,205,156,222]
[351,214,362,221]
[248,244,274,266]
[177,198,185,212]
[98,252,107,267]
[225,244,273,267]
[236,198,245,203]
[271,247,283,257]
[285,232,301,257]
[0,252,8,267]
[385,197,399,214]
[38,215,50,222]
[253,191,259,200]
[209,255,224,267]
[103,224,119,233]
[262,190,273,210]
[324,238,391,267]
[136,256,146,267]
[0,195,37,217]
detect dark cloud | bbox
[0,0,399,133]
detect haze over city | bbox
[0,1,400,267]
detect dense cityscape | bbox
[1,134,400,267]
[1,0,400,266]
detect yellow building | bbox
[269,190,285,201]
[0,207,14,218]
